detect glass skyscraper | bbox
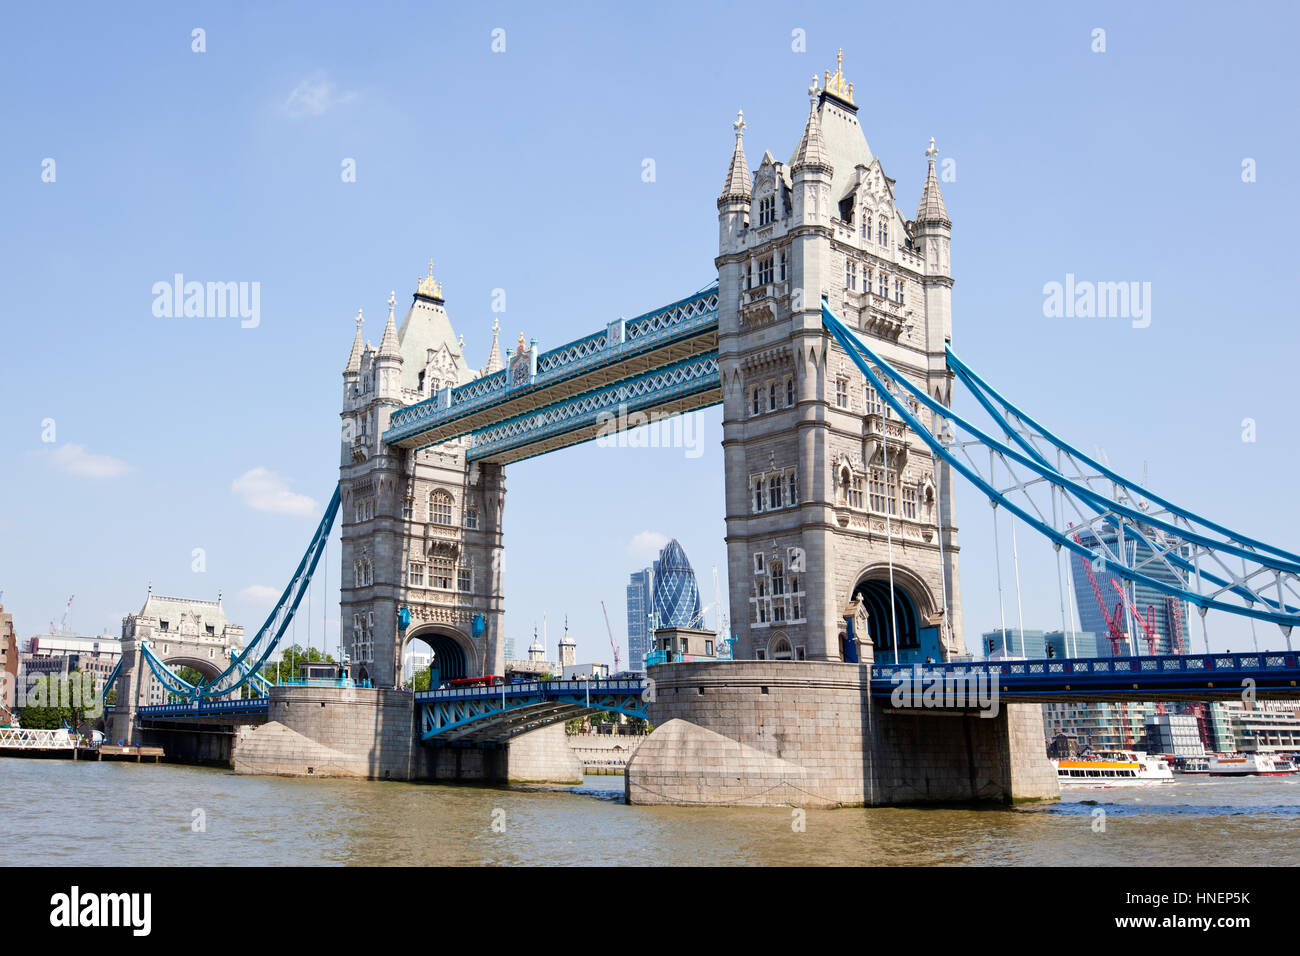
[626,539,703,670]
[1068,526,1191,656]
[651,539,703,630]
[625,569,652,671]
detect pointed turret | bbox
[482,318,504,376]
[378,291,401,358]
[344,308,364,374]
[916,138,951,227]
[718,109,752,204]
[791,89,830,172]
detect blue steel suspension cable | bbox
[820,300,1300,627]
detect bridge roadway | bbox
[115,651,1300,740]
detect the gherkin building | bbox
[652,539,702,628]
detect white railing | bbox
[0,727,77,750]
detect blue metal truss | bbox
[871,650,1300,702]
[131,485,341,703]
[465,354,720,463]
[385,286,719,447]
[416,679,647,742]
[821,299,1300,642]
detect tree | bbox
[19,671,97,729]
[410,665,432,692]
[269,645,334,683]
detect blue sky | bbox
[2,1,1297,663]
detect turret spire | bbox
[718,109,752,203]
[345,308,365,373]
[916,137,951,226]
[378,290,400,357]
[792,79,830,172]
[482,317,504,375]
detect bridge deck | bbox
[383,288,719,462]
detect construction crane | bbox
[600,600,621,672]
[48,594,74,635]
[1074,534,1128,656]
[1111,579,1158,656]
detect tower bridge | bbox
[100,53,1300,806]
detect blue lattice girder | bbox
[416,679,648,742]
[385,287,719,449]
[465,353,720,464]
[820,300,1300,630]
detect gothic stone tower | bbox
[716,55,965,665]
[339,265,507,688]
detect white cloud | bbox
[627,530,669,564]
[284,72,357,117]
[48,443,130,479]
[239,585,280,605]
[231,468,317,516]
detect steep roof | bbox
[915,138,951,226]
[719,110,752,202]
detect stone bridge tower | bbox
[339,265,506,689]
[716,55,966,666]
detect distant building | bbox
[626,569,653,671]
[562,662,610,680]
[1042,701,1156,751]
[979,627,1101,660]
[18,630,122,702]
[1206,700,1300,753]
[121,593,243,704]
[1144,714,1205,756]
[1069,527,1192,656]
[651,540,703,630]
[0,604,17,714]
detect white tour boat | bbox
[1052,750,1174,786]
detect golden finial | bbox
[825,50,854,105]
[516,332,526,353]
[417,259,443,299]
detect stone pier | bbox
[626,660,1059,808]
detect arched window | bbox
[769,634,794,660]
[787,471,798,505]
[768,383,777,411]
[786,377,794,407]
[429,489,453,526]
[768,477,781,509]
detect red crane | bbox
[1075,532,1128,655]
[1111,579,1158,656]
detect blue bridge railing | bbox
[137,698,271,719]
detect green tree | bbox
[270,645,334,683]
[19,671,97,729]
[410,665,432,692]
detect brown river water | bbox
[3,757,1298,866]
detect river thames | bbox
[4,757,1299,866]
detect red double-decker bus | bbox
[445,675,505,689]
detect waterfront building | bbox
[1068,527,1192,656]
[1042,700,1157,751]
[1206,700,1300,753]
[17,631,122,702]
[1144,713,1205,756]
[626,568,653,671]
[980,627,1102,660]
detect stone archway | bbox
[403,626,478,688]
[850,564,937,660]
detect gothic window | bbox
[845,259,857,290]
[865,268,872,296]
[758,256,774,285]
[779,250,787,281]
[430,556,453,589]
[753,552,765,574]
[902,485,918,520]
[869,468,887,512]
[429,489,453,526]
[758,196,775,226]
[787,471,798,504]
[879,218,888,247]
[861,216,870,240]
[753,480,763,513]
[752,388,761,416]
[878,270,887,297]
[849,475,865,509]
[895,277,905,304]
[354,561,362,587]
[835,378,849,408]
[768,382,777,411]
[409,563,425,587]
[768,477,781,509]
[770,635,793,659]
[457,566,472,593]
[401,498,413,520]
[771,559,786,596]
[785,377,794,407]
[866,388,882,417]
[465,507,480,530]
